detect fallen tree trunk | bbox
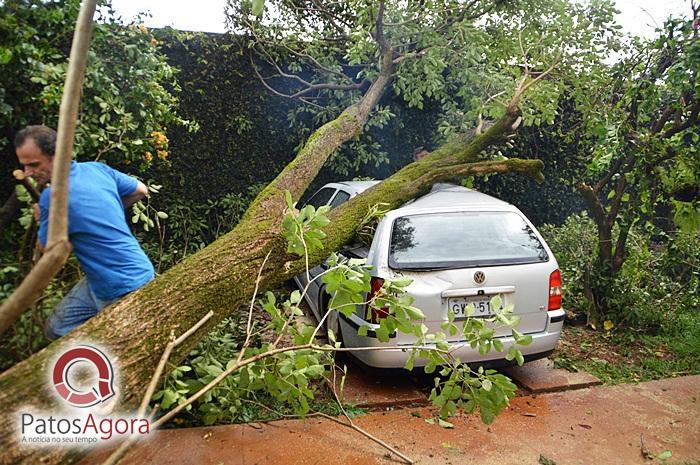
[0,99,539,463]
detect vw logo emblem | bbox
[473,271,486,285]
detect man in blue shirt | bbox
[14,125,155,339]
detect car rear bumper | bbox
[340,309,565,369]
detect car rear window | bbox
[389,211,549,269]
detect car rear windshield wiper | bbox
[393,265,463,271]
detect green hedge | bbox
[2,28,584,227]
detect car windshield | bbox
[389,211,549,269]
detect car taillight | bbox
[366,277,389,323]
[548,269,562,311]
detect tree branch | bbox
[606,175,627,224]
[578,183,607,228]
[375,0,389,53]
[593,157,624,194]
[613,216,632,272]
[651,103,676,134]
[416,158,545,186]
[12,170,40,202]
[508,50,562,114]
[661,101,700,139]
[0,0,96,334]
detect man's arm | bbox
[121,181,148,208]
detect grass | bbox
[553,313,700,384]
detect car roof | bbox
[401,183,513,211]
[327,180,381,195]
[332,181,512,210]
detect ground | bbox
[81,375,700,465]
[553,325,700,385]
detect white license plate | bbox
[448,296,498,319]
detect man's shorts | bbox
[44,278,117,340]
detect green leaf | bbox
[252,0,265,16]
[404,352,415,371]
[0,49,13,64]
[375,325,390,342]
[284,190,294,209]
[161,389,177,409]
[357,325,368,337]
[480,404,495,424]
[305,365,325,377]
[390,277,413,288]
[437,419,454,429]
[404,306,425,320]
[493,339,504,352]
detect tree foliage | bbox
[0,0,195,172]
[226,0,619,171]
[573,10,700,321]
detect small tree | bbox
[575,8,700,324]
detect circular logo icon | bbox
[52,345,115,408]
[473,271,486,285]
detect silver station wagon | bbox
[295,182,564,368]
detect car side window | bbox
[329,190,351,209]
[306,188,336,209]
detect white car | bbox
[295,182,564,368]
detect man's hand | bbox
[32,203,40,222]
[121,181,149,208]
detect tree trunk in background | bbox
[0,190,20,233]
[0,98,540,464]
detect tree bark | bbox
[0,86,540,465]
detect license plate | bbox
[448,296,498,319]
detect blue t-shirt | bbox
[38,161,154,300]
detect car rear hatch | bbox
[384,210,553,343]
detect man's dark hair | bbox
[14,125,57,157]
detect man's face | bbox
[16,137,53,186]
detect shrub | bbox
[539,213,597,314]
[540,213,699,332]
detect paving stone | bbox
[329,361,429,410]
[501,359,602,394]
